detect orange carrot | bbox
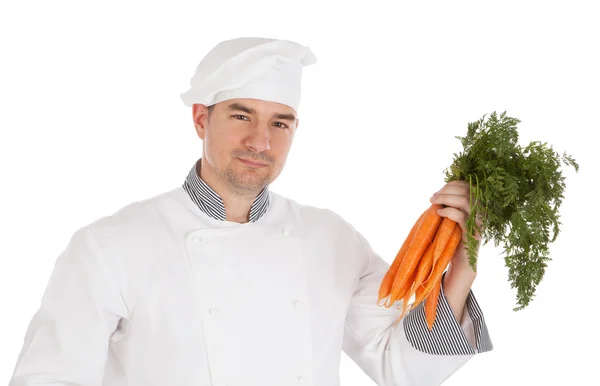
[388,251,419,306]
[424,216,457,284]
[398,268,419,319]
[433,217,457,264]
[397,227,440,317]
[415,284,425,306]
[408,223,462,312]
[391,266,418,308]
[425,276,442,330]
[389,204,443,301]
[411,239,436,299]
[378,209,427,306]
[385,261,418,308]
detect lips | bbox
[238,158,268,167]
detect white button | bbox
[293,300,302,308]
[297,376,308,384]
[209,308,220,314]
[282,229,290,236]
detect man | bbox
[9,37,492,386]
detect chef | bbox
[9,37,492,386]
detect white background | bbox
[1,0,598,385]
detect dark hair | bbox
[203,104,215,123]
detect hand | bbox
[429,180,482,278]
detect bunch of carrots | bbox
[377,203,465,331]
[380,111,580,329]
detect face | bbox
[192,98,299,197]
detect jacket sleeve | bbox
[342,228,493,386]
[9,226,129,386]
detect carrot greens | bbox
[444,111,579,311]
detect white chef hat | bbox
[180,37,317,112]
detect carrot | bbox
[424,216,457,284]
[377,209,427,306]
[425,275,442,330]
[398,268,419,319]
[387,252,419,306]
[415,275,426,301]
[389,203,442,302]
[408,221,449,311]
[397,224,442,318]
[411,238,436,299]
[408,223,462,312]
[385,262,417,308]
[399,286,413,320]
[433,217,456,265]
[390,265,418,308]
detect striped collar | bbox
[182,158,270,222]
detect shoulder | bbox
[75,187,183,245]
[270,190,375,273]
[269,190,362,239]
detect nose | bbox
[245,122,271,153]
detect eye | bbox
[273,122,289,129]
[232,114,249,121]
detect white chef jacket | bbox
[9,160,492,386]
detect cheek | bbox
[270,139,293,172]
[203,130,228,167]
[205,126,241,153]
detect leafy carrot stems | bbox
[378,111,579,328]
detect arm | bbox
[9,226,129,386]
[342,228,492,386]
[442,264,476,322]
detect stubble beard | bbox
[222,164,271,198]
[204,124,274,198]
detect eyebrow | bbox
[273,112,296,122]
[227,102,296,122]
[227,102,256,115]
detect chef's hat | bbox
[180,37,317,112]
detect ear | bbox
[295,118,300,131]
[192,103,210,140]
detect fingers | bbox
[435,205,468,233]
[431,182,470,199]
[430,181,472,215]
[442,179,484,207]
[430,180,481,234]
[430,193,471,215]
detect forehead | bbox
[218,98,296,116]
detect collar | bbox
[182,158,270,222]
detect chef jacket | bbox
[9,158,492,386]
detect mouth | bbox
[238,157,269,168]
